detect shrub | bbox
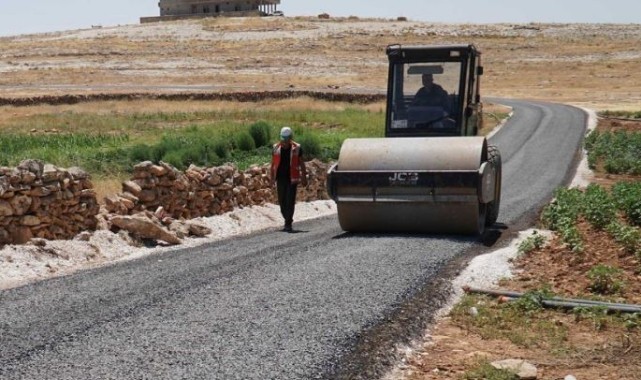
[129,144,154,163]
[181,145,207,167]
[234,131,256,152]
[587,265,625,295]
[248,121,272,147]
[161,150,186,170]
[296,132,322,159]
[212,140,230,159]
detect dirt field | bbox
[1,17,641,110]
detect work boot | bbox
[283,223,293,232]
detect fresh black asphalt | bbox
[0,99,587,379]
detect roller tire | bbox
[485,145,502,226]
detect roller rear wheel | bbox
[485,145,502,226]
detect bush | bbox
[296,132,322,159]
[213,140,230,159]
[234,131,256,152]
[248,121,272,148]
[129,144,154,163]
[161,150,186,170]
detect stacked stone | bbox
[105,159,331,220]
[297,159,330,202]
[0,160,99,244]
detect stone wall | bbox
[0,160,99,244]
[105,160,330,220]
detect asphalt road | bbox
[0,99,587,380]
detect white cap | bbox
[280,127,293,140]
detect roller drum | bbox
[330,137,489,234]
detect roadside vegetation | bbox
[0,100,384,175]
[404,112,641,379]
[0,99,508,178]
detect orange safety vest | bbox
[271,141,302,184]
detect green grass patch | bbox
[599,110,641,119]
[451,293,568,349]
[462,359,519,380]
[0,107,385,175]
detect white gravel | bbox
[0,200,336,291]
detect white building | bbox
[158,0,281,16]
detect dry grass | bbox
[2,19,640,109]
[0,98,385,131]
[93,176,127,204]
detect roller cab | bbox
[327,45,502,235]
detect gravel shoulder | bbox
[0,200,336,290]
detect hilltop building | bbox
[141,0,281,23]
[160,0,280,17]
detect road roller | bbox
[327,44,502,234]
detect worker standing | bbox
[270,127,308,232]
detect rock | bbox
[119,191,139,203]
[564,376,577,380]
[154,207,167,221]
[138,189,157,203]
[491,359,537,379]
[29,186,51,197]
[29,238,47,247]
[74,231,92,241]
[0,176,11,197]
[0,228,10,244]
[68,166,90,180]
[150,165,168,177]
[21,215,41,226]
[119,197,135,210]
[133,161,154,171]
[111,214,181,245]
[0,200,14,216]
[10,226,33,244]
[17,159,44,178]
[20,170,38,184]
[168,220,189,239]
[122,180,142,196]
[42,164,60,182]
[96,215,111,231]
[186,221,212,237]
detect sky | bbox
[0,0,639,37]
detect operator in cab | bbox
[270,127,308,232]
[412,73,450,112]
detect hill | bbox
[0,17,640,109]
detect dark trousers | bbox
[277,178,298,226]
